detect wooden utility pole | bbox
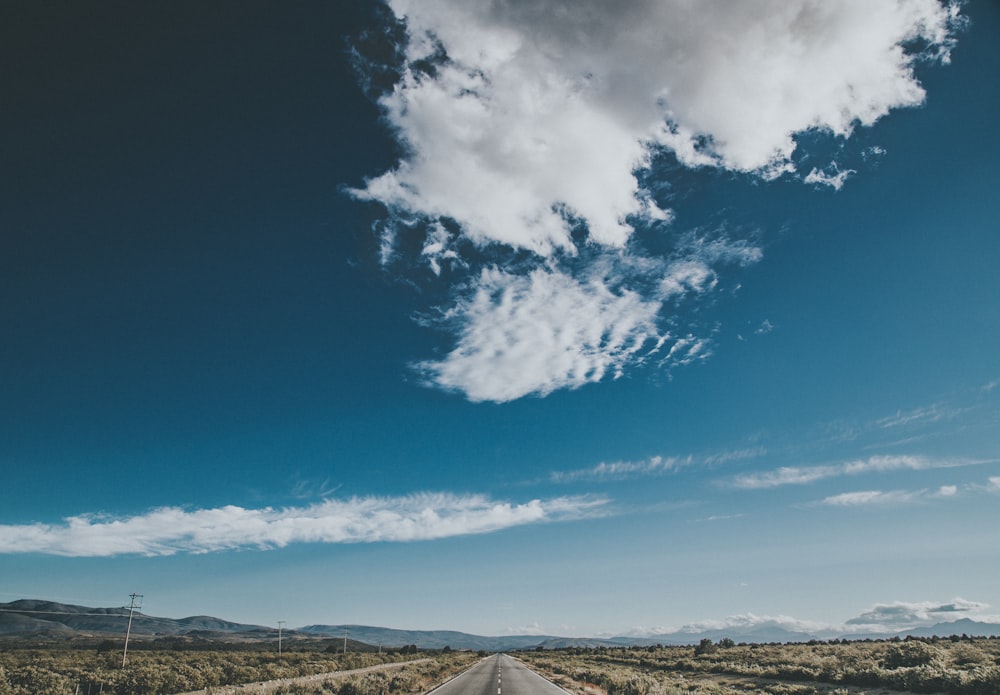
[122,593,143,668]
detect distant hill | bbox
[633,619,1000,646]
[537,637,626,649]
[901,618,1000,639]
[843,618,1000,642]
[297,624,554,651]
[634,625,818,646]
[0,600,273,641]
[3,599,999,649]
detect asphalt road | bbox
[432,653,568,695]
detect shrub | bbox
[694,640,717,657]
[883,641,940,669]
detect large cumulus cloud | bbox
[353,0,962,401]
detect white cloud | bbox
[415,266,665,402]
[353,0,961,401]
[876,404,962,429]
[626,600,995,638]
[842,454,929,474]
[553,445,763,484]
[358,0,960,252]
[552,455,684,483]
[691,513,746,523]
[415,235,761,401]
[845,598,990,629]
[0,494,609,557]
[660,260,716,300]
[669,612,830,636]
[421,222,464,276]
[703,447,767,466]
[731,454,986,490]
[812,475,1000,507]
[804,164,856,190]
[754,320,775,336]
[862,145,888,161]
[818,489,921,506]
[504,622,548,636]
[734,465,837,489]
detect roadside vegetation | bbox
[517,637,1000,695]
[0,644,478,695]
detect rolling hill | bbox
[3,599,999,649]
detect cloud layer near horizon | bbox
[846,599,990,629]
[0,494,608,557]
[624,597,994,637]
[353,0,962,401]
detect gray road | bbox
[431,654,568,695]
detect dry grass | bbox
[516,638,1000,695]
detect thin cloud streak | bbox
[730,454,991,490]
[876,403,967,429]
[552,455,686,483]
[818,489,922,507]
[815,483,980,507]
[552,446,766,485]
[0,494,609,558]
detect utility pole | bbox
[122,593,143,668]
[343,627,348,654]
[277,621,285,657]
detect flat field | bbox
[0,647,478,695]
[516,638,1000,695]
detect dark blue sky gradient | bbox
[1,0,997,634]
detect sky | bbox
[1,0,998,639]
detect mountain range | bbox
[3,600,999,649]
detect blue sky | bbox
[1,0,998,638]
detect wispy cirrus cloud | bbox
[0,494,609,557]
[552,446,764,484]
[552,455,685,484]
[730,454,989,490]
[875,403,967,429]
[351,0,962,402]
[815,484,969,507]
[817,489,923,507]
